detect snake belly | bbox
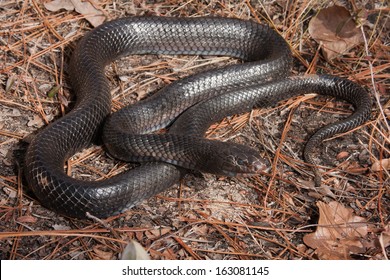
[24,17,371,219]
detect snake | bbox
[24,16,372,219]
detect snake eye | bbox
[236,158,245,166]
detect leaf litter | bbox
[44,0,105,27]
[308,5,364,61]
[303,201,376,260]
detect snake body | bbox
[24,17,371,219]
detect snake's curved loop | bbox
[25,17,371,219]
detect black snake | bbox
[24,17,372,219]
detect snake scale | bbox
[24,17,371,219]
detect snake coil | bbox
[25,17,371,219]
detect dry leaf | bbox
[336,151,349,160]
[16,215,38,223]
[44,0,105,27]
[308,5,364,60]
[379,224,390,249]
[71,0,105,27]
[27,115,44,127]
[44,0,74,11]
[4,108,21,117]
[371,159,390,171]
[3,187,17,198]
[52,224,72,230]
[135,230,144,241]
[120,240,150,260]
[93,245,113,260]
[58,93,70,107]
[0,148,7,157]
[303,201,368,259]
[296,178,335,198]
[160,248,177,260]
[145,227,171,239]
[5,75,17,93]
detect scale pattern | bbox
[24,17,371,219]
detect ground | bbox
[0,0,389,260]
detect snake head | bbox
[200,142,268,177]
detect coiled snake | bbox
[24,17,371,219]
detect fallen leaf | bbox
[308,5,364,60]
[371,159,390,171]
[3,187,17,198]
[379,224,390,249]
[192,224,209,235]
[27,115,44,127]
[120,240,150,260]
[16,215,38,223]
[296,244,308,254]
[336,151,349,160]
[93,245,113,260]
[135,230,144,241]
[160,248,177,260]
[44,0,74,11]
[0,148,7,157]
[71,0,105,27]
[4,108,21,117]
[58,93,70,107]
[6,75,17,93]
[52,224,72,230]
[303,201,368,259]
[296,178,335,198]
[44,0,105,27]
[145,227,171,240]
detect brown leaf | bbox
[52,224,72,230]
[44,0,74,11]
[16,215,38,223]
[308,5,364,61]
[71,0,105,27]
[296,178,335,198]
[145,227,171,239]
[303,201,368,259]
[160,248,177,260]
[27,115,44,128]
[93,245,113,260]
[43,0,74,12]
[379,224,390,249]
[44,0,105,27]
[336,151,349,160]
[5,75,17,93]
[120,240,150,260]
[135,230,144,241]
[371,159,390,171]
[3,187,17,198]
